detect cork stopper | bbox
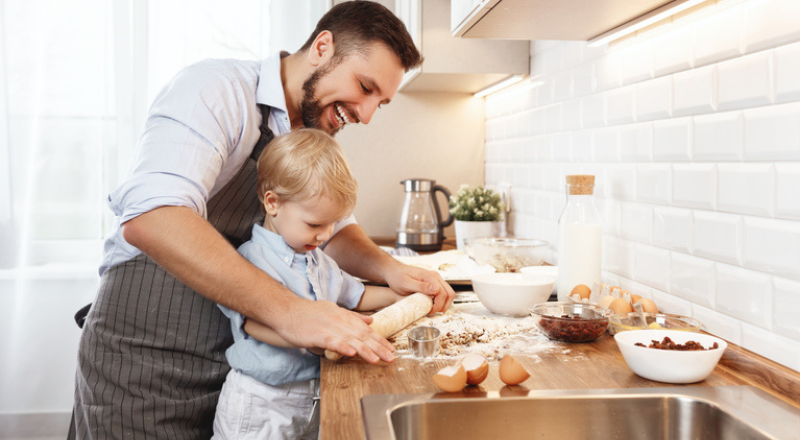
[565,174,595,195]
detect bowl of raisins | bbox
[530,302,612,342]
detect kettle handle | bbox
[432,185,454,230]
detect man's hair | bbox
[256,129,358,218]
[299,1,422,72]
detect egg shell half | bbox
[499,355,530,386]
[433,364,467,392]
[461,353,489,385]
[635,297,659,313]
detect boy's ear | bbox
[308,30,335,67]
[263,191,280,216]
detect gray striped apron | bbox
[69,105,274,440]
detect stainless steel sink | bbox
[361,386,800,440]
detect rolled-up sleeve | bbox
[108,61,251,222]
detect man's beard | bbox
[300,61,339,136]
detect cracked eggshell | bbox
[433,364,467,392]
[499,354,530,386]
[461,353,489,385]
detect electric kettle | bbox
[396,179,453,252]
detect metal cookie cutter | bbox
[408,326,441,358]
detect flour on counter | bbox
[389,303,563,362]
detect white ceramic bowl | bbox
[614,329,727,384]
[470,272,555,316]
[520,265,558,295]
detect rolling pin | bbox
[324,292,434,361]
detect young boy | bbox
[212,128,403,440]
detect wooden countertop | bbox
[320,308,800,440]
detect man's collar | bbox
[255,51,290,113]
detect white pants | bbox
[212,369,320,440]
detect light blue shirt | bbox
[99,53,355,274]
[219,224,365,386]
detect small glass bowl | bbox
[608,312,702,336]
[530,302,612,342]
[464,237,549,273]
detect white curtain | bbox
[0,0,327,417]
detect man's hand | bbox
[383,264,455,314]
[278,298,396,364]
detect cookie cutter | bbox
[408,325,441,358]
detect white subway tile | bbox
[619,279,653,300]
[544,103,562,134]
[673,65,718,117]
[607,85,637,126]
[717,51,773,111]
[693,111,744,161]
[561,99,582,131]
[653,289,694,316]
[653,24,694,77]
[673,164,717,210]
[636,164,672,205]
[654,118,693,162]
[694,2,744,67]
[692,211,742,265]
[636,76,672,121]
[543,43,564,76]
[595,50,623,92]
[529,108,545,136]
[718,163,775,217]
[534,135,553,162]
[535,193,556,221]
[744,217,800,280]
[582,93,606,129]
[741,323,800,372]
[620,122,653,162]
[775,41,800,103]
[593,127,620,162]
[571,130,593,163]
[536,79,554,107]
[773,277,800,341]
[607,164,637,201]
[715,263,773,328]
[620,40,654,85]
[571,62,595,98]
[691,304,742,344]
[776,163,800,220]
[670,252,715,308]
[634,243,671,291]
[597,197,621,237]
[744,0,800,53]
[553,71,573,103]
[551,132,572,162]
[744,102,800,161]
[523,139,537,163]
[604,235,634,278]
[621,202,653,243]
[561,41,584,70]
[542,163,563,192]
[654,207,692,253]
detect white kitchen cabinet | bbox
[395,0,529,93]
[451,0,677,40]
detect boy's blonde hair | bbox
[256,128,358,219]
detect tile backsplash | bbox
[484,0,800,371]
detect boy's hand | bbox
[384,264,455,314]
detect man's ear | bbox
[308,30,335,67]
[263,191,280,216]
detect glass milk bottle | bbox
[556,175,602,302]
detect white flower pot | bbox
[454,220,506,250]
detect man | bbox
[69,2,455,438]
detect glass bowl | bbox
[608,312,702,336]
[530,302,612,342]
[464,237,549,273]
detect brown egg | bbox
[610,286,621,292]
[461,353,489,386]
[608,298,633,315]
[571,284,592,300]
[635,297,659,314]
[499,355,530,386]
[629,293,641,304]
[597,295,616,310]
[433,364,467,392]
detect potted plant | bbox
[449,184,506,250]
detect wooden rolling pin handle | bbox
[323,292,434,361]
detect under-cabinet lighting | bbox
[587,0,709,47]
[473,75,526,98]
